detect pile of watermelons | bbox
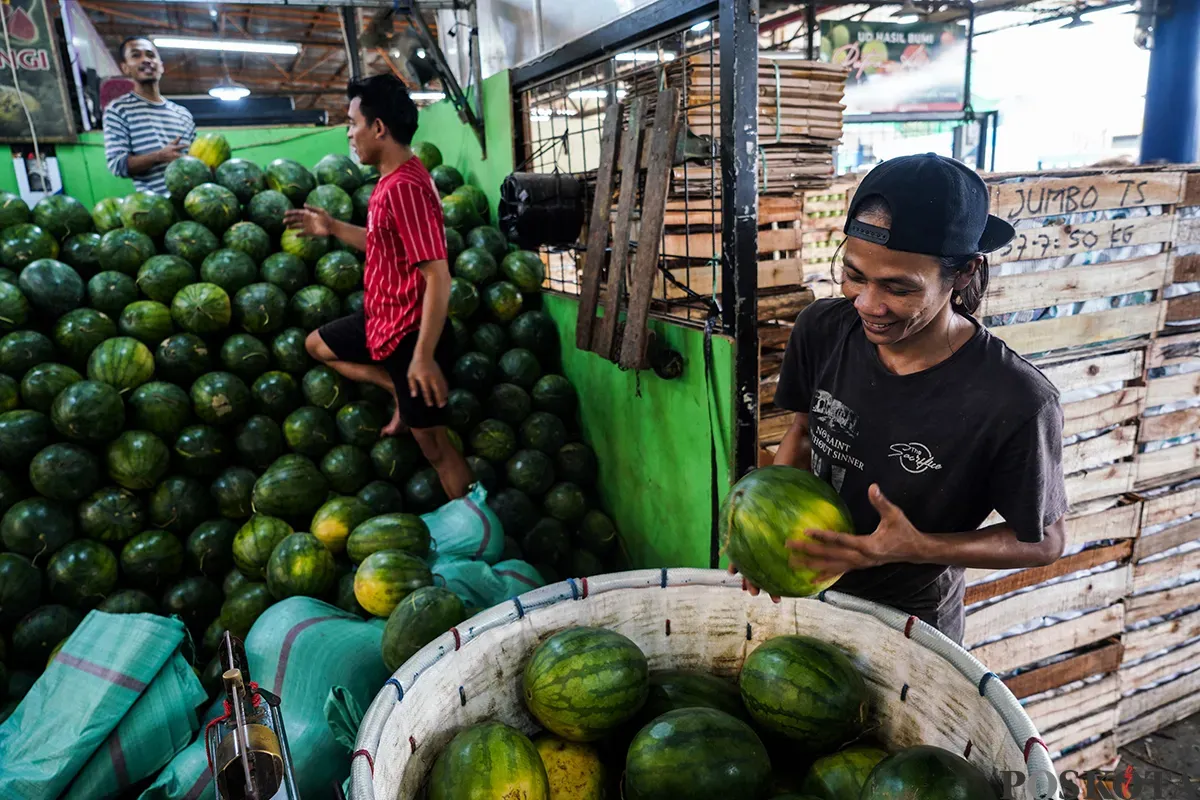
[0,133,624,719]
[426,626,1001,799]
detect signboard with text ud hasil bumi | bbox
[819,21,967,115]
[0,0,76,142]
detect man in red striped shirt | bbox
[285,74,472,500]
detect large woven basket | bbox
[351,569,1060,800]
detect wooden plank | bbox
[1126,579,1200,625]
[574,104,623,351]
[1023,674,1120,733]
[1036,348,1144,395]
[1165,293,1200,324]
[1066,461,1134,506]
[969,604,1125,674]
[757,291,814,322]
[1122,637,1200,688]
[1133,518,1200,562]
[1132,546,1200,594]
[1052,736,1116,772]
[1135,442,1200,489]
[1146,369,1200,408]
[1062,387,1145,439]
[661,226,802,258]
[988,172,1185,223]
[661,257,805,299]
[758,412,795,444]
[990,215,1175,265]
[1147,330,1200,369]
[1062,425,1137,475]
[1139,407,1200,443]
[1174,253,1200,283]
[759,325,792,349]
[590,98,645,359]
[1003,639,1124,699]
[964,567,1130,646]
[987,304,1161,357]
[1116,690,1200,746]
[1185,170,1200,206]
[1143,485,1200,527]
[1118,668,1200,723]
[980,254,1168,317]
[1044,704,1118,756]
[1178,215,1200,246]
[964,542,1132,605]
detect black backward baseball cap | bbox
[844,153,1015,257]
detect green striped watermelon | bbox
[484,281,523,323]
[251,454,329,518]
[184,183,241,232]
[18,259,85,318]
[381,585,466,671]
[0,552,42,624]
[501,250,546,293]
[721,466,855,598]
[120,529,184,584]
[173,424,231,478]
[223,221,272,263]
[557,442,597,486]
[233,514,294,578]
[266,532,336,599]
[214,160,266,204]
[0,282,29,332]
[60,233,102,276]
[118,300,175,346]
[314,250,362,295]
[281,229,329,265]
[1,497,74,558]
[47,539,118,608]
[454,247,497,285]
[346,513,430,564]
[136,255,196,304]
[164,156,212,202]
[53,309,116,369]
[164,221,220,267]
[251,371,301,418]
[429,722,549,800]
[404,468,446,513]
[29,443,100,502]
[96,228,154,275]
[0,192,29,228]
[260,252,308,296]
[246,190,293,236]
[500,349,542,390]
[520,412,566,455]
[191,371,252,426]
[87,337,155,394]
[448,276,480,319]
[265,159,317,207]
[306,184,353,223]
[200,249,257,295]
[859,746,997,800]
[98,589,157,614]
[310,495,372,554]
[90,197,122,233]
[511,312,559,362]
[640,670,748,723]
[78,487,144,543]
[357,480,404,516]
[187,519,238,575]
[118,192,174,238]
[283,405,336,458]
[1,223,58,271]
[155,333,212,385]
[19,363,82,413]
[739,635,868,750]
[171,282,231,335]
[453,352,494,394]
[800,746,888,800]
[335,401,382,448]
[51,380,125,442]
[320,444,372,494]
[523,627,649,741]
[234,283,288,334]
[625,708,771,800]
[470,419,516,463]
[314,153,363,193]
[472,324,509,360]
[353,549,432,617]
[86,271,137,318]
[148,475,209,535]
[0,408,50,463]
[220,582,273,637]
[466,226,507,261]
[235,415,283,469]
[543,482,586,523]
[370,436,421,483]
[105,431,170,490]
[506,450,554,497]
[0,375,15,411]
[302,365,350,411]
[12,605,82,667]
[289,284,341,329]
[211,466,256,518]
[128,381,192,439]
[219,334,271,381]
[577,510,616,554]
[271,328,311,373]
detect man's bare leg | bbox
[413,426,474,499]
[306,330,409,434]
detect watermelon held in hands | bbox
[97,228,155,276]
[119,192,175,238]
[739,635,868,750]
[33,194,93,240]
[265,159,317,207]
[523,626,650,742]
[106,430,170,490]
[51,379,125,442]
[266,532,336,599]
[246,189,294,236]
[429,723,550,800]
[1,223,58,271]
[189,133,232,169]
[624,708,772,800]
[720,465,855,598]
[381,585,466,671]
[118,300,175,346]
[164,155,212,202]
[448,277,480,319]
[185,183,241,232]
[223,221,272,263]
[47,539,118,608]
[78,487,144,543]
[859,746,998,800]
[233,514,294,578]
[800,745,889,800]
[137,255,196,305]
[353,548,433,617]
[306,184,353,223]
[171,282,231,335]
[214,158,265,203]
[18,258,85,317]
[29,443,100,502]
[164,221,220,267]
[155,333,212,385]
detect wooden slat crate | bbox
[1136,331,1200,488]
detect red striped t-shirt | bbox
[363,156,447,360]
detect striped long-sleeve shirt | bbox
[103,93,196,196]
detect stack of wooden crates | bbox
[759,165,1200,772]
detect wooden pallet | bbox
[1136,330,1200,488]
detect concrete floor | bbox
[1117,714,1200,798]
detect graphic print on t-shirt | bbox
[888,442,943,474]
[809,389,864,491]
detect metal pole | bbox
[59,0,91,131]
[532,0,546,55]
[467,0,487,158]
[1140,0,1200,162]
[720,0,760,482]
[806,2,817,60]
[339,6,362,80]
[962,3,974,116]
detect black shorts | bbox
[317,312,455,430]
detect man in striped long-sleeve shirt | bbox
[103,37,195,196]
[286,74,473,501]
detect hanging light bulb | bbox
[209,76,250,101]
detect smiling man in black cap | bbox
[737,154,1068,643]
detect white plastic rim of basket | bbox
[351,568,1062,800]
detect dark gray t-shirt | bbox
[774,298,1068,643]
